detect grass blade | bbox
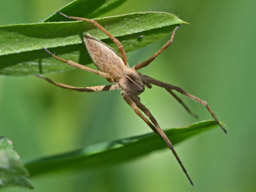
[44,0,127,22]
[25,120,217,177]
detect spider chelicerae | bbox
[37,12,226,185]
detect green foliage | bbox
[25,120,218,177]
[0,0,220,190]
[0,12,184,76]
[44,0,127,22]
[0,137,33,189]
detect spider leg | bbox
[134,25,180,70]
[43,48,111,79]
[142,75,227,133]
[140,73,198,118]
[166,89,199,119]
[58,12,128,66]
[36,74,119,92]
[122,91,193,186]
[121,91,157,133]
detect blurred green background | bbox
[1,0,255,191]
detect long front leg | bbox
[142,75,227,133]
[126,93,193,186]
[58,12,128,66]
[121,91,157,133]
[36,74,119,92]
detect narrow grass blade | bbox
[44,0,127,22]
[25,120,218,177]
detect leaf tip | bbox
[182,20,190,25]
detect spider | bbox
[37,12,226,185]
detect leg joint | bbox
[118,45,123,49]
[201,100,208,106]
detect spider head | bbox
[119,68,145,95]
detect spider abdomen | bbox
[84,33,125,79]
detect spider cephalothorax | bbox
[119,68,145,94]
[37,12,226,185]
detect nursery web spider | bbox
[37,12,227,185]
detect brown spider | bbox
[37,12,226,185]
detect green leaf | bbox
[0,137,33,189]
[88,0,127,19]
[0,12,185,76]
[44,0,127,22]
[25,120,217,177]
